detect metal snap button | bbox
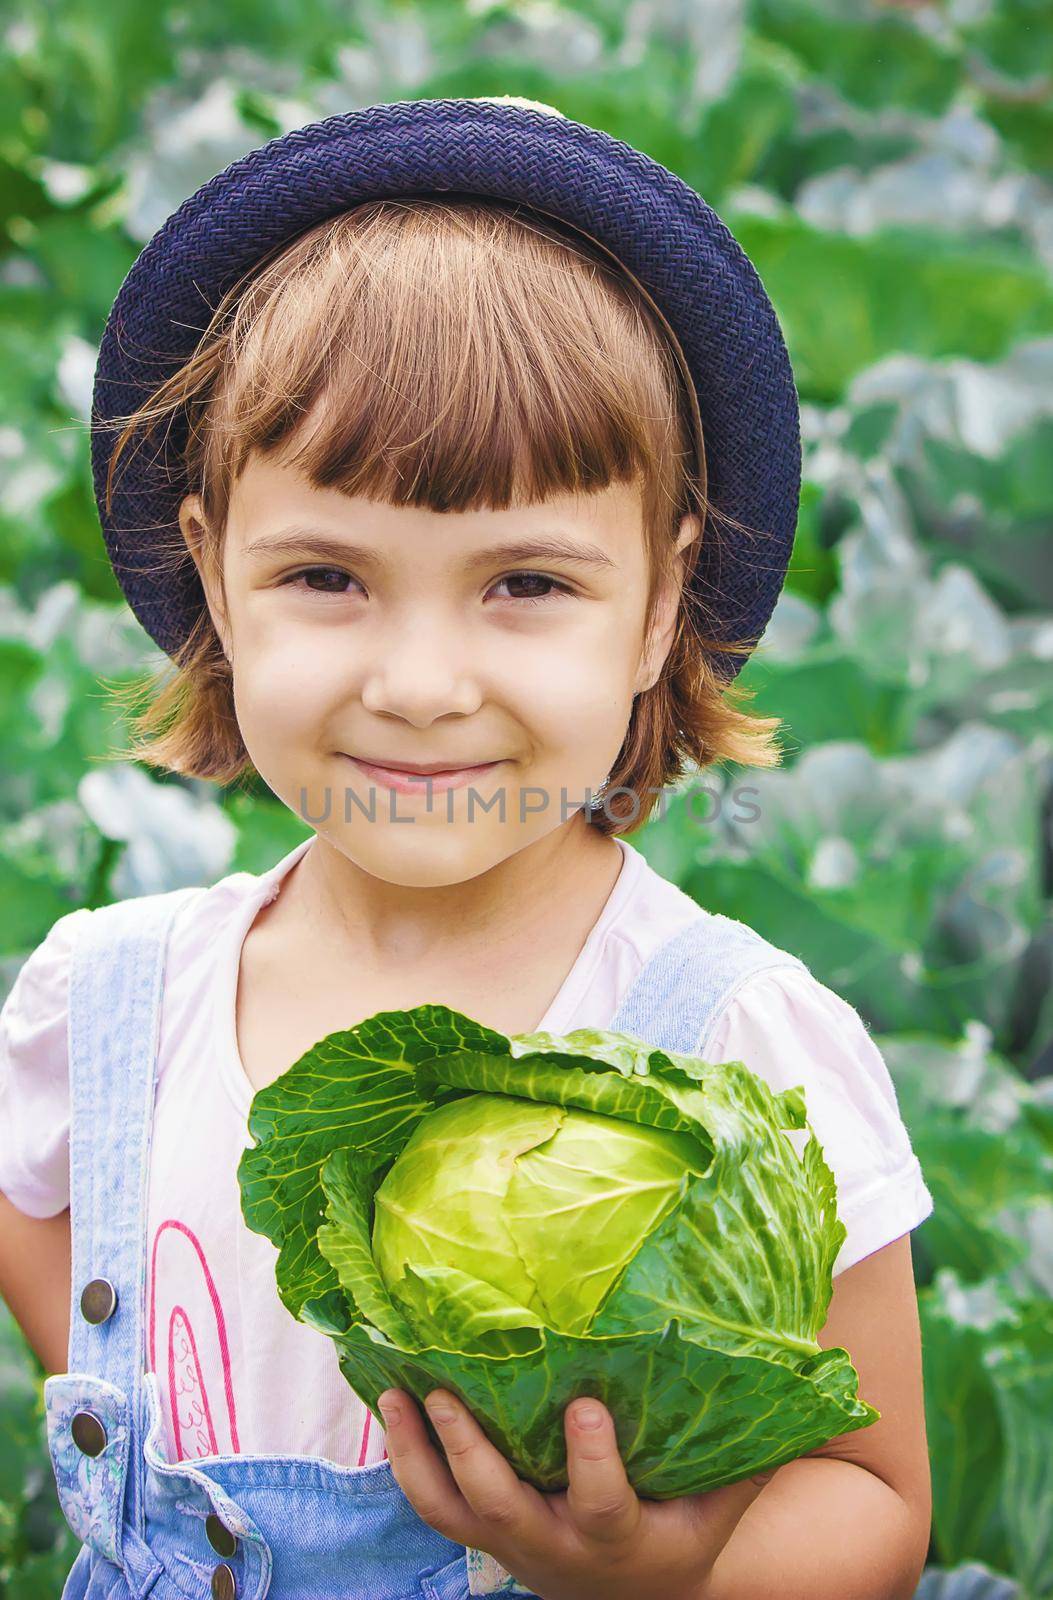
[80,1277,118,1325]
[205,1513,238,1558]
[71,1410,108,1457]
[211,1563,236,1600]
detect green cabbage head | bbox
[238,1005,879,1497]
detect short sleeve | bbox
[0,907,93,1219]
[703,965,934,1276]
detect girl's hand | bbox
[377,1386,779,1600]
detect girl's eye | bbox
[489,571,573,606]
[280,568,572,606]
[281,567,363,597]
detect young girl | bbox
[0,97,935,1600]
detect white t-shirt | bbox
[0,832,933,1469]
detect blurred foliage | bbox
[0,0,1051,1594]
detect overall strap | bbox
[607,904,807,1056]
[65,885,205,1537]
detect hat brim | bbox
[91,96,800,675]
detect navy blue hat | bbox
[90,95,800,678]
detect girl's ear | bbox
[675,511,703,565]
[178,493,233,662]
[635,512,701,695]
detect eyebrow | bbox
[241,526,619,573]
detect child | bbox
[0,98,935,1600]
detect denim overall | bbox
[44,873,806,1600]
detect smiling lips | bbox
[345,756,502,795]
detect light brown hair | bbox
[96,196,785,835]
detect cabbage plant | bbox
[238,1005,879,1497]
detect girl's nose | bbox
[358,615,485,724]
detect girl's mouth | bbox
[343,756,503,796]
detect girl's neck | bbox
[284,818,625,970]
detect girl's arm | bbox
[698,1455,925,1600]
[699,1232,932,1600]
[0,1190,71,1374]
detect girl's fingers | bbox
[421,1390,546,1539]
[378,1388,483,1546]
[563,1399,641,1546]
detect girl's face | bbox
[180,450,697,889]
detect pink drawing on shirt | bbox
[358,1412,389,1464]
[147,1217,384,1465]
[168,1305,218,1458]
[148,1219,240,1458]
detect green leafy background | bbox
[1,0,1051,1594]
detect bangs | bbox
[191,197,700,547]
